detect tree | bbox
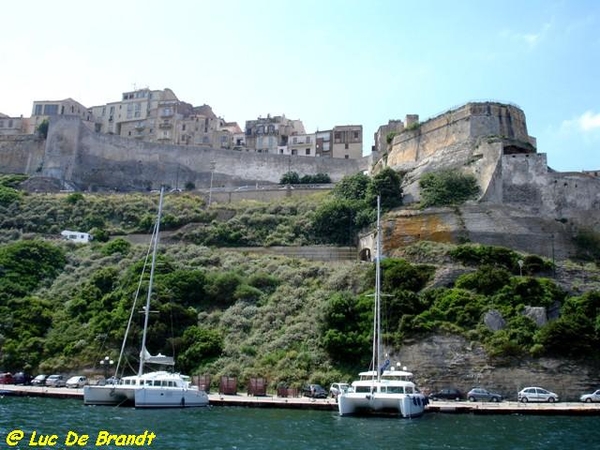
[367,167,403,209]
[36,120,49,139]
[333,173,371,201]
[311,199,359,245]
[280,171,300,185]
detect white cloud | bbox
[500,21,552,50]
[578,111,600,131]
[560,111,600,134]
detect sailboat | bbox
[337,196,427,418]
[84,187,209,408]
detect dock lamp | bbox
[100,356,114,380]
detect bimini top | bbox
[358,369,414,381]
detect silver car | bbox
[580,390,600,403]
[518,387,558,403]
[467,387,503,402]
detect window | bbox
[345,143,349,149]
[334,132,341,142]
[291,149,297,155]
[34,104,43,115]
[0,121,3,128]
[292,137,297,144]
[306,136,311,143]
[353,131,359,140]
[44,104,58,115]
[305,148,310,155]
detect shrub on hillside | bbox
[419,169,480,207]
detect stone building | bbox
[244,114,306,154]
[374,119,404,154]
[28,98,93,134]
[0,114,27,136]
[331,125,363,159]
[286,133,316,156]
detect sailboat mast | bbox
[138,187,164,376]
[375,196,382,383]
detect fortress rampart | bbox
[387,102,531,168]
[0,116,368,191]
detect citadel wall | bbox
[0,135,46,175]
[2,116,367,191]
[387,102,531,169]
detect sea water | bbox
[0,397,595,449]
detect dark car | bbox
[302,384,328,399]
[31,374,48,386]
[13,372,33,385]
[0,372,14,384]
[428,388,464,401]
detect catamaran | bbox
[337,196,427,418]
[84,187,208,408]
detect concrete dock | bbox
[3,385,600,415]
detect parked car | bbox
[467,387,503,402]
[329,382,349,398]
[0,372,14,384]
[45,374,66,388]
[65,376,87,388]
[580,390,600,403]
[429,388,465,401]
[31,374,48,386]
[518,387,558,403]
[13,372,33,385]
[302,384,328,398]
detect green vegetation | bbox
[37,120,49,139]
[279,171,331,184]
[419,169,480,207]
[0,187,599,391]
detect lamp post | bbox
[99,356,114,380]
[208,161,216,207]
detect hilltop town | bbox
[0,89,598,264]
[0,87,367,159]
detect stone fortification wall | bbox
[501,153,600,232]
[33,117,365,191]
[0,135,46,175]
[387,102,529,170]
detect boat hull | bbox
[83,385,134,406]
[338,392,426,418]
[134,387,209,408]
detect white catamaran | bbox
[84,187,208,408]
[337,197,427,418]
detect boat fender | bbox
[417,396,421,406]
[181,397,185,408]
[412,396,417,406]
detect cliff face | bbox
[381,204,576,261]
[391,334,598,401]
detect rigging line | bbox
[113,218,158,378]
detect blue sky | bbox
[1,0,599,171]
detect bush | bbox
[419,169,480,207]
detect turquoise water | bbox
[0,397,596,449]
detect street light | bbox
[208,161,216,207]
[99,356,114,380]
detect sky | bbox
[1,0,599,171]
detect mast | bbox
[138,186,164,376]
[375,195,382,383]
